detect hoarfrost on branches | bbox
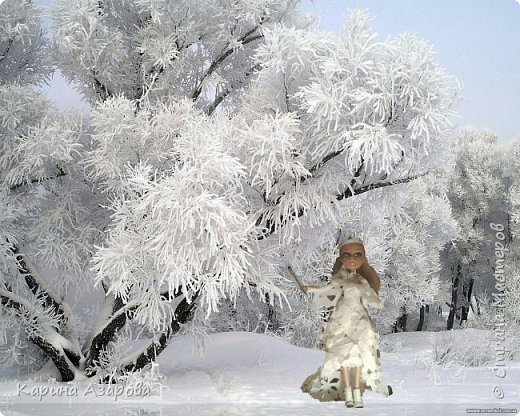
[1,1,466,382]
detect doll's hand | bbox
[367,293,384,308]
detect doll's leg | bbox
[340,367,350,387]
[341,367,354,407]
[352,366,363,408]
[353,366,361,388]
[341,366,362,387]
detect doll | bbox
[300,237,391,408]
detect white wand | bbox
[287,265,304,290]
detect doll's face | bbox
[340,243,365,272]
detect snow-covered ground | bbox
[1,329,519,415]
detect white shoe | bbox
[353,388,363,408]
[344,387,354,407]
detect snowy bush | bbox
[379,334,406,354]
[431,329,493,367]
[419,356,466,386]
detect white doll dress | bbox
[301,267,391,401]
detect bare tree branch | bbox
[0,37,15,68]
[9,165,66,192]
[192,25,264,102]
[206,63,262,116]
[0,287,80,381]
[85,296,135,372]
[92,72,112,102]
[304,149,344,182]
[85,290,180,375]
[122,292,198,373]
[336,171,429,201]
[256,170,429,241]
[10,244,67,322]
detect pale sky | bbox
[38,0,520,143]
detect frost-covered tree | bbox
[2,0,309,382]
[379,173,458,332]
[207,11,461,340]
[0,0,79,374]
[0,0,102,380]
[0,0,53,181]
[0,0,51,85]
[457,138,520,344]
[1,3,461,382]
[442,129,506,329]
[498,139,520,327]
[51,0,303,111]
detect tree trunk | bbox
[475,294,481,316]
[447,264,462,330]
[31,337,77,382]
[417,304,429,331]
[460,278,474,324]
[265,293,279,332]
[393,306,407,332]
[122,293,198,373]
[85,296,130,375]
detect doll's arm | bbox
[362,283,384,308]
[302,284,331,295]
[304,283,341,309]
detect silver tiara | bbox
[339,236,364,247]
